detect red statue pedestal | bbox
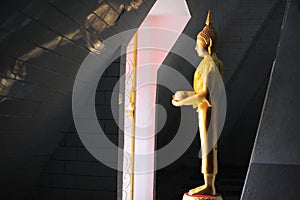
[182,192,223,200]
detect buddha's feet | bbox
[188,185,216,196]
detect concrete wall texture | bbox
[0,0,155,199]
[241,0,300,199]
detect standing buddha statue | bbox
[172,10,224,200]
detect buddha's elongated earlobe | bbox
[208,38,213,55]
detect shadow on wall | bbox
[0,0,143,101]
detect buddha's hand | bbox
[172,91,197,107]
[172,91,184,107]
[172,98,182,107]
[173,91,193,101]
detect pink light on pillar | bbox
[122,1,191,200]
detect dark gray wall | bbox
[241,0,300,199]
[0,0,155,199]
[219,0,286,166]
[34,58,121,200]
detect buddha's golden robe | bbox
[193,53,224,175]
[193,53,224,110]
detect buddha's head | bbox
[195,10,219,57]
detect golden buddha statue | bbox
[172,11,224,200]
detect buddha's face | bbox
[195,40,208,57]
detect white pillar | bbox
[123,1,191,200]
